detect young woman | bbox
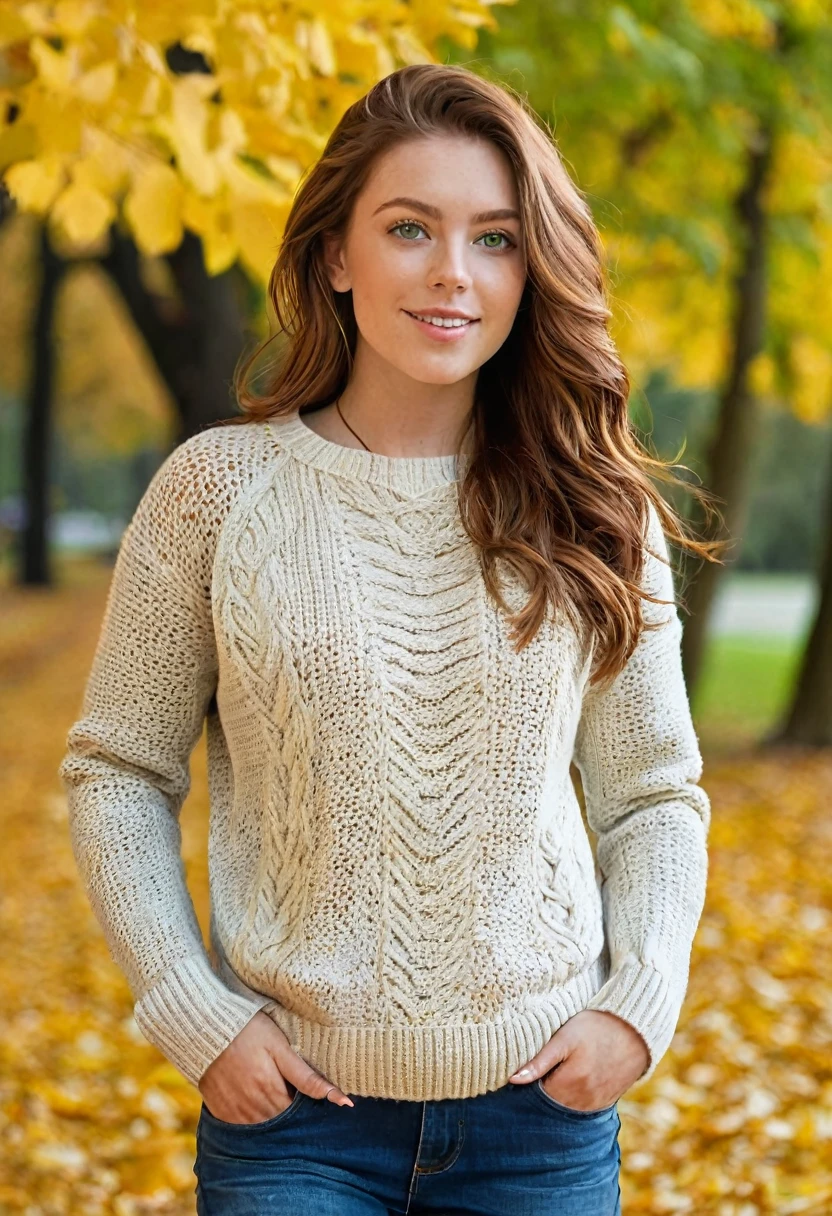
[60,63,721,1215]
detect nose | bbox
[426,237,474,292]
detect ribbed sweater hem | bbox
[132,949,684,1098]
[256,954,611,1101]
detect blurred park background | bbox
[1,1,832,1213]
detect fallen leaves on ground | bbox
[0,559,830,1213]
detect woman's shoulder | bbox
[155,420,278,505]
[126,420,282,559]
[165,419,277,480]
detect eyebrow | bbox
[372,196,521,224]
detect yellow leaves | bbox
[7,137,128,247]
[611,745,832,1210]
[390,27,433,66]
[124,162,184,256]
[787,0,832,25]
[265,153,303,190]
[789,336,832,424]
[181,186,290,277]
[749,351,776,397]
[216,105,247,161]
[694,0,779,46]
[768,129,832,213]
[295,18,337,77]
[0,569,207,1207]
[0,37,36,87]
[51,178,116,245]
[29,36,76,92]
[42,138,129,248]
[31,1077,104,1117]
[0,112,36,170]
[77,58,117,105]
[0,3,501,282]
[181,186,234,272]
[233,198,292,283]
[0,8,32,49]
[52,1,100,40]
[223,155,291,205]
[73,136,130,197]
[20,85,84,154]
[27,1141,90,1180]
[336,28,396,80]
[121,128,293,266]
[156,74,220,197]
[5,153,67,212]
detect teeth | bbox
[410,312,472,328]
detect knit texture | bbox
[59,410,711,1100]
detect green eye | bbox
[392,222,424,240]
[389,221,514,249]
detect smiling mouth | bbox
[404,310,480,329]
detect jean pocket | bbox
[200,1086,305,1132]
[531,1076,617,1119]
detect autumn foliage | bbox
[0,0,506,282]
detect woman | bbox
[59,63,722,1214]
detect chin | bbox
[393,359,481,386]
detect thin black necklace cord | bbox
[335,396,372,452]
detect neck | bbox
[307,393,475,460]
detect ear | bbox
[321,231,351,293]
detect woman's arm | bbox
[58,438,272,1087]
[573,499,711,1086]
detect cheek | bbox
[479,270,525,342]
[350,249,416,335]
[351,292,402,357]
[487,261,526,312]
[473,244,522,294]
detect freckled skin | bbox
[314,132,527,457]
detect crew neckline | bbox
[266,410,466,493]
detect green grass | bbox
[692,632,805,753]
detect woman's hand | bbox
[198,1010,354,1123]
[508,1010,649,1111]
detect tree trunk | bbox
[165,232,251,440]
[101,230,250,444]
[680,121,774,695]
[19,224,64,586]
[769,437,832,746]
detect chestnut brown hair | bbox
[224,62,725,687]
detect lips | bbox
[403,311,479,343]
[404,310,480,330]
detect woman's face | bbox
[323,133,527,388]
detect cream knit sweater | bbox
[59,410,711,1101]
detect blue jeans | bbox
[194,1078,622,1214]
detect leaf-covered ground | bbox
[1,559,830,1214]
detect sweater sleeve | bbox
[573,499,710,1087]
[58,439,272,1087]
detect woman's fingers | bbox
[275,1052,354,1106]
[508,1022,576,1082]
[267,1023,354,1107]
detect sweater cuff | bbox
[583,955,684,1087]
[133,953,273,1087]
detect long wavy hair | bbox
[223,62,726,688]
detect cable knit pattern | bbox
[58,410,710,1099]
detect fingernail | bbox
[339,1097,354,1107]
[510,1068,531,1079]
